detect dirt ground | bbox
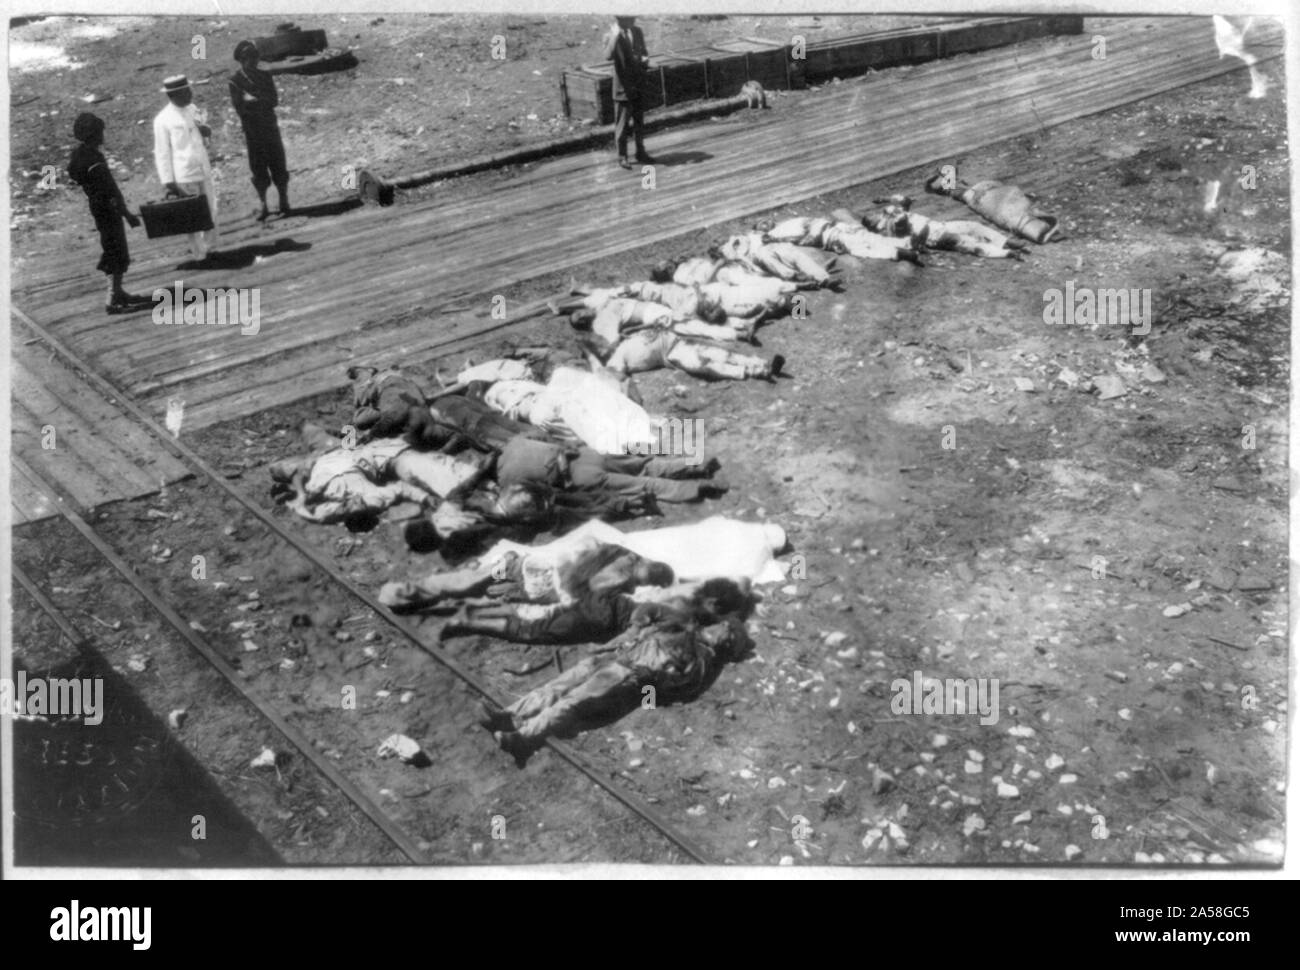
[7,15,1290,868]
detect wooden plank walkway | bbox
[11,16,1282,434]
[8,335,193,524]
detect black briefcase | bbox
[140,194,214,239]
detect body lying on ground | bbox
[849,198,1028,260]
[923,171,1060,243]
[381,536,672,613]
[757,215,921,263]
[599,325,784,382]
[268,422,490,527]
[712,233,843,288]
[347,365,492,451]
[480,365,656,455]
[478,580,754,760]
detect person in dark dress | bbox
[229,40,290,220]
[67,113,149,315]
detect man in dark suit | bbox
[229,40,291,221]
[604,15,653,169]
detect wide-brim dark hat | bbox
[161,74,190,94]
[234,40,259,61]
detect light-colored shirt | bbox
[153,101,211,185]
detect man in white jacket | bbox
[153,75,219,258]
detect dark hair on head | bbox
[569,307,596,329]
[403,517,442,553]
[72,112,105,142]
[650,260,676,283]
[464,380,492,401]
[692,578,752,622]
[641,561,675,587]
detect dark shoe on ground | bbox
[105,302,136,316]
[255,208,270,222]
[478,699,514,733]
[618,157,633,170]
[635,152,655,164]
[495,730,538,764]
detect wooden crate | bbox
[709,37,791,92]
[561,35,791,121]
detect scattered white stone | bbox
[961,794,981,806]
[887,821,909,853]
[846,721,859,735]
[1206,853,1228,864]
[836,646,858,660]
[747,839,758,848]
[861,828,884,852]
[377,734,424,764]
[1118,708,1133,721]
[1058,804,1074,816]
[1012,811,1032,825]
[931,733,949,748]
[1059,773,1078,785]
[251,747,276,769]
[768,776,786,789]
[1007,725,1035,738]
[1134,851,1152,863]
[823,631,848,648]
[920,751,936,763]
[1064,844,1083,862]
[1262,719,1278,735]
[964,759,983,775]
[1012,763,1023,776]
[778,855,794,865]
[168,709,187,730]
[629,759,644,769]
[242,638,259,652]
[967,749,984,763]
[1162,603,1191,618]
[997,781,1020,799]
[1045,753,1065,771]
[872,767,896,794]
[1027,770,1042,781]
[962,814,986,837]
[686,804,707,817]
[737,768,755,780]
[127,654,149,673]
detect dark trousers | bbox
[241,117,289,194]
[614,98,646,160]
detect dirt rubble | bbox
[7,15,1290,867]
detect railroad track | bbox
[10,303,714,866]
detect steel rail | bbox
[12,455,432,864]
[11,304,714,865]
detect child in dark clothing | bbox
[67,113,148,314]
